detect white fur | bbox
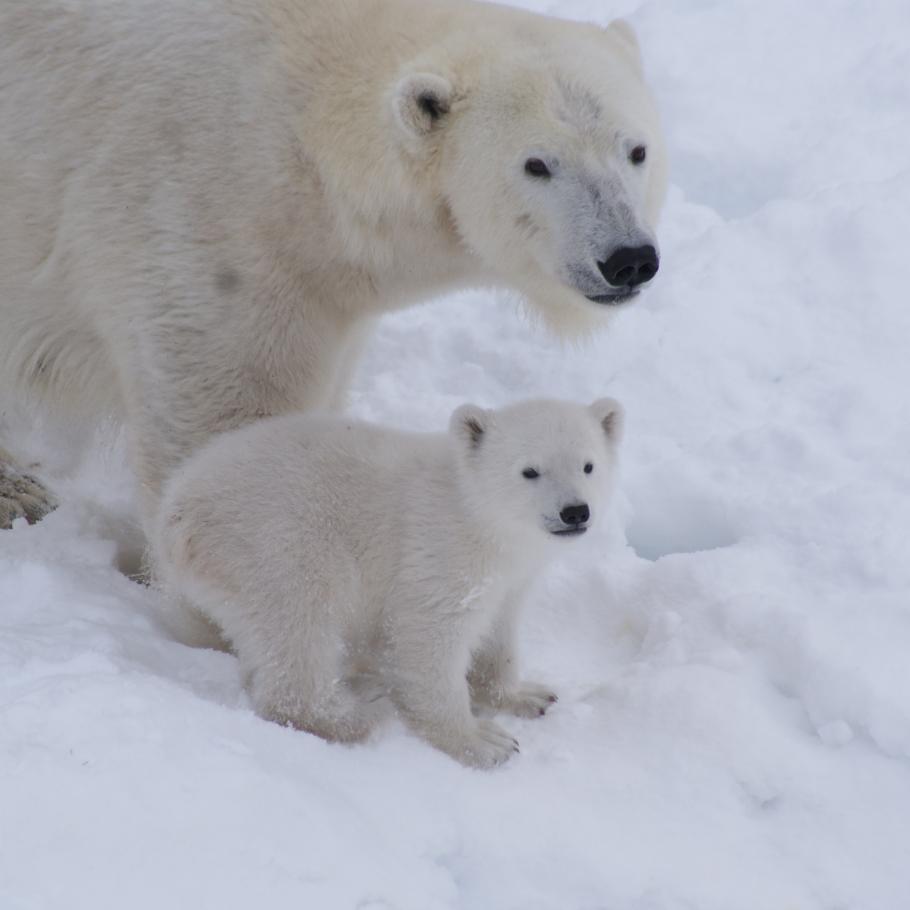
[153,397,624,767]
[0,0,664,525]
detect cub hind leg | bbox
[210,562,375,744]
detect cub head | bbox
[391,18,667,332]
[449,397,624,543]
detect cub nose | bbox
[598,245,659,289]
[559,503,590,526]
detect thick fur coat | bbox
[153,398,624,766]
[0,0,664,526]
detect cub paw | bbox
[501,682,558,718]
[455,719,520,769]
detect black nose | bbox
[598,245,659,289]
[559,503,590,526]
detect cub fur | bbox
[153,398,624,767]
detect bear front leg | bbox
[119,304,353,531]
[388,610,520,769]
[322,316,377,411]
[468,588,557,719]
[0,445,57,529]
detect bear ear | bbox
[450,404,489,450]
[603,20,643,73]
[392,72,454,141]
[589,397,624,445]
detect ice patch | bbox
[626,487,740,560]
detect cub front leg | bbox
[468,588,557,719]
[388,608,520,769]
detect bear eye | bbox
[524,158,552,179]
[584,463,594,474]
[629,145,647,165]
[522,467,540,479]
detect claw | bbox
[1,452,57,529]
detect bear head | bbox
[449,397,624,544]
[391,19,667,333]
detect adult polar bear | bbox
[0,0,666,529]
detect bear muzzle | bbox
[552,502,590,536]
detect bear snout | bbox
[597,244,659,289]
[554,502,590,536]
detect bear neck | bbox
[265,0,520,311]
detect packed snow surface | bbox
[3,1,910,908]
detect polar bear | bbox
[0,0,665,529]
[153,397,624,767]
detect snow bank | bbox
[3,1,910,907]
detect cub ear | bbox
[450,404,490,450]
[589,397,624,445]
[603,19,643,73]
[391,72,454,141]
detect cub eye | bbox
[524,158,552,179]
[584,463,594,474]
[522,467,540,479]
[629,145,647,165]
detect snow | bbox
[3,1,910,907]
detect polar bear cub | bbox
[153,398,623,767]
